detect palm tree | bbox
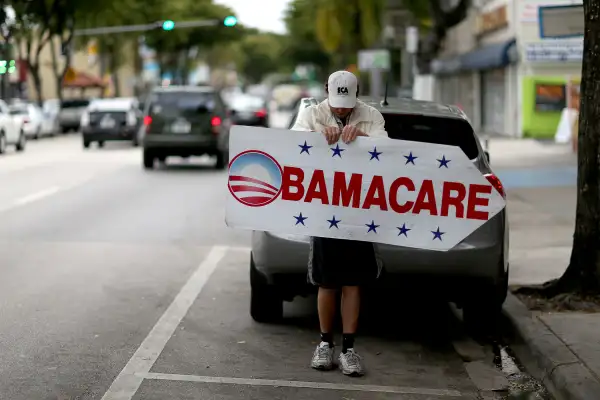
[314,0,385,68]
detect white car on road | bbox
[0,99,25,154]
[9,102,55,139]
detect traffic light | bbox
[223,16,237,27]
[0,60,15,74]
[162,20,175,31]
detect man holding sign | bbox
[291,71,388,377]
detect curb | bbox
[503,292,600,400]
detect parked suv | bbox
[140,86,231,169]
[249,97,508,329]
[81,97,142,148]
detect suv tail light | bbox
[255,109,267,118]
[211,116,222,135]
[143,116,152,133]
[485,173,505,198]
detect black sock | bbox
[320,332,333,346]
[342,334,354,353]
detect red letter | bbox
[441,181,466,218]
[389,177,415,213]
[412,180,438,216]
[304,170,330,204]
[466,184,491,220]
[332,172,362,208]
[281,166,304,201]
[362,176,388,210]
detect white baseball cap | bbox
[327,70,358,109]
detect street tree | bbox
[234,33,286,84]
[75,0,167,97]
[8,0,57,104]
[282,0,332,81]
[313,0,386,69]
[415,0,470,74]
[143,0,242,82]
[515,1,600,304]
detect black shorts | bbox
[308,237,382,288]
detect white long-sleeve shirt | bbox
[291,100,388,138]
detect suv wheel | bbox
[83,140,90,149]
[463,263,508,337]
[143,150,155,169]
[15,132,26,152]
[215,152,227,170]
[250,254,283,323]
[0,132,6,154]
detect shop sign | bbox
[520,0,583,23]
[525,41,582,62]
[477,5,508,36]
[535,83,566,112]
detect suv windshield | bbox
[149,92,215,115]
[61,99,89,108]
[382,113,480,160]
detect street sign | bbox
[358,49,391,71]
[225,126,506,251]
[539,4,583,38]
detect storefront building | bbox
[516,0,582,139]
[430,0,582,138]
[431,0,520,137]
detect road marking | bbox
[100,246,228,400]
[137,373,464,397]
[13,187,60,206]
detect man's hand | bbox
[341,125,365,144]
[323,126,341,145]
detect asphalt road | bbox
[0,134,547,400]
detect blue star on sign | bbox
[437,155,451,168]
[368,146,382,161]
[294,212,307,226]
[397,223,411,237]
[404,151,417,165]
[299,140,312,155]
[432,227,445,241]
[327,216,341,229]
[330,143,345,158]
[366,220,379,233]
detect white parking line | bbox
[13,187,60,206]
[100,246,228,400]
[137,373,464,397]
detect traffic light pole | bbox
[73,19,221,36]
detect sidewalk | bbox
[488,140,600,400]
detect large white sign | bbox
[225,127,506,252]
[525,41,583,62]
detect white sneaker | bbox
[338,348,364,376]
[311,342,335,370]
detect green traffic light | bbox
[162,20,175,31]
[223,16,237,27]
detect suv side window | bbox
[383,113,480,159]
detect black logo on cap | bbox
[337,87,349,95]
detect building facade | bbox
[16,36,136,102]
[430,0,582,138]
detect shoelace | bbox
[316,346,331,360]
[344,351,361,368]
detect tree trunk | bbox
[28,63,43,105]
[49,37,63,102]
[548,0,600,295]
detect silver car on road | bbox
[249,97,509,330]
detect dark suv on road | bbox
[140,86,232,169]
